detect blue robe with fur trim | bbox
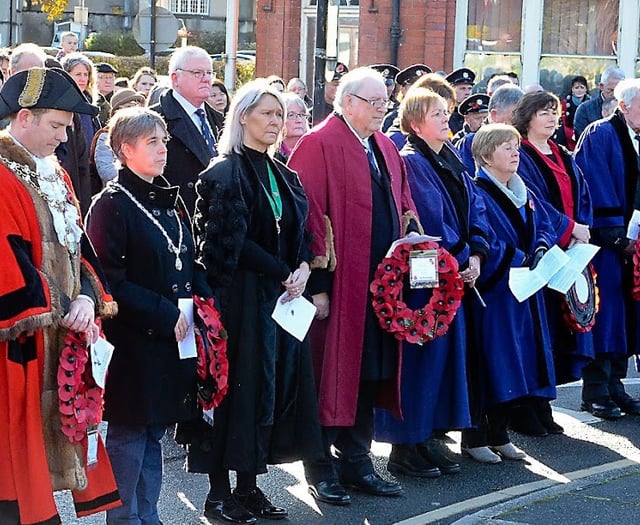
[472,169,557,406]
[575,111,640,357]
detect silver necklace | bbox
[112,182,184,271]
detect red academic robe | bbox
[0,136,120,525]
[288,114,420,427]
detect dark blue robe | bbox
[473,169,557,406]
[517,142,594,382]
[574,111,640,357]
[454,131,476,175]
[374,136,491,443]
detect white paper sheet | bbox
[547,243,600,294]
[384,234,441,258]
[627,209,640,240]
[91,336,114,389]
[178,298,197,359]
[508,245,569,302]
[271,293,317,342]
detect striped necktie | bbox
[196,108,217,157]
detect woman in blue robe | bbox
[512,91,594,434]
[467,123,557,462]
[374,88,491,476]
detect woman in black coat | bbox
[190,79,324,524]
[86,107,210,524]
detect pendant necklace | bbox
[112,182,184,271]
[260,162,283,235]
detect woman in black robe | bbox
[189,79,324,524]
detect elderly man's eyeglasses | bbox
[351,93,389,108]
[287,112,308,120]
[177,68,214,79]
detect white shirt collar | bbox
[172,89,204,116]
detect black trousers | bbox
[581,355,629,401]
[304,381,378,483]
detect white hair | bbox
[168,46,211,76]
[601,66,625,85]
[334,67,386,113]
[614,78,640,107]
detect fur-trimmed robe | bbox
[0,134,120,525]
[288,114,421,427]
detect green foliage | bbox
[184,31,226,54]
[211,60,256,90]
[85,32,144,57]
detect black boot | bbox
[388,444,441,478]
[509,399,548,437]
[536,398,564,434]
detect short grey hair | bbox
[601,66,626,85]
[489,84,524,111]
[487,75,514,94]
[281,92,307,114]
[108,107,167,164]
[614,78,640,107]
[217,78,285,155]
[334,67,386,113]
[9,43,47,74]
[168,46,211,76]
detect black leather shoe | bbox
[233,487,287,520]
[581,398,622,420]
[308,480,351,506]
[204,495,257,524]
[612,394,640,415]
[418,438,461,475]
[342,472,403,496]
[388,444,441,478]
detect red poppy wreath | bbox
[633,239,640,302]
[58,322,105,444]
[370,241,465,344]
[194,296,229,410]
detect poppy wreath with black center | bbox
[369,241,464,344]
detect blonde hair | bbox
[399,87,447,135]
[471,123,521,168]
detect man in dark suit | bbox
[573,66,625,142]
[150,46,224,215]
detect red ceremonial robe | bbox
[0,135,120,525]
[288,114,420,427]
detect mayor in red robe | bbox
[0,67,120,525]
[288,67,421,503]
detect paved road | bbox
[56,366,640,524]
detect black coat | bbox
[150,90,224,216]
[86,168,210,426]
[187,150,324,474]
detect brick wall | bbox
[358,0,455,71]
[255,0,457,79]
[255,0,301,80]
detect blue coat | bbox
[455,131,476,175]
[374,136,491,443]
[473,169,557,406]
[517,142,594,382]
[574,111,640,357]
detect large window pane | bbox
[539,56,616,96]
[542,0,619,56]
[466,0,522,53]
[464,53,522,93]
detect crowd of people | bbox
[1,40,640,525]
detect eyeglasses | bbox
[177,68,214,80]
[350,93,389,108]
[287,112,308,120]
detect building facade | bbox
[1,0,256,50]
[256,0,640,95]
